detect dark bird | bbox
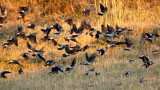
[27,23,35,30]
[19,7,29,12]
[81,53,97,65]
[32,52,46,62]
[3,36,18,48]
[41,26,53,36]
[89,67,95,72]
[48,36,58,46]
[81,45,90,51]
[0,70,11,78]
[0,6,7,23]
[95,72,101,76]
[44,60,56,66]
[117,38,134,51]
[96,47,107,56]
[90,31,103,39]
[129,59,135,63]
[106,40,124,47]
[57,44,67,50]
[144,33,159,42]
[152,49,160,53]
[53,23,64,34]
[64,45,77,55]
[18,67,23,74]
[65,18,73,26]
[26,33,37,43]
[104,25,118,38]
[125,71,133,76]
[64,34,80,44]
[116,25,127,35]
[0,24,3,27]
[70,45,82,52]
[139,55,153,68]
[19,52,29,60]
[8,60,23,66]
[139,78,147,83]
[16,26,26,40]
[70,24,77,34]
[98,4,108,16]
[65,58,76,72]
[49,65,66,75]
[62,53,70,57]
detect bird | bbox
[117,38,134,51]
[49,65,66,75]
[116,25,127,34]
[18,67,23,74]
[53,23,64,34]
[26,33,37,43]
[129,59,136,63]
[85,71,90,76]
[64,34,80,44]
[32,52,46,62]
[63,45,78,55]
[3,36,18,48]
[44,60,56,66]
[27,42,44,52]
[104,25,118,38]
[65,18,73,26]
[48,36,58,46]
[98,4,108,16]
[152,49,160,53]
[65,58,76,72]
[70,24,77,34]
[41,26,53,36]
[0,6,7,23]
[144,33,159,42]
[57,44,67,50]
[16,26,26,40]
[95,72,101,76]
[27,23,35,30]
[139,55,153,68]
[96,47,107,56]
[19,52,29,60]
[139,78,147,83]
[125,71,133,76]
[8,60,23,66]
[81,45,90,51]
[0,70,11,78]
[105,40,124,47]
[81,53,97,65]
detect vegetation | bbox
[0,0,160,90]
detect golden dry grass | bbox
[0,0,160,90]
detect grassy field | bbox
[0,0,160,90]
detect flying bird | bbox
[26,33,37,43]
[81,53,97,65]
[8,60,23,66]
[98,4,108,16]
[18,67,23,74]
[139,55,153,68]
[144,33,159,42]
[0,70,11,78]
[44,60,56,66]
[27,23,35,30]
[65,58,76,72]
[49,65,66,75]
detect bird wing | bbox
[71,58,76,67]
[85,53,89,61]
[100,4,104,13]
[37,53,46,62]
[88,53,97,62]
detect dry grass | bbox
[0,0,160,90]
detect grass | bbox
[0,0,160,90]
